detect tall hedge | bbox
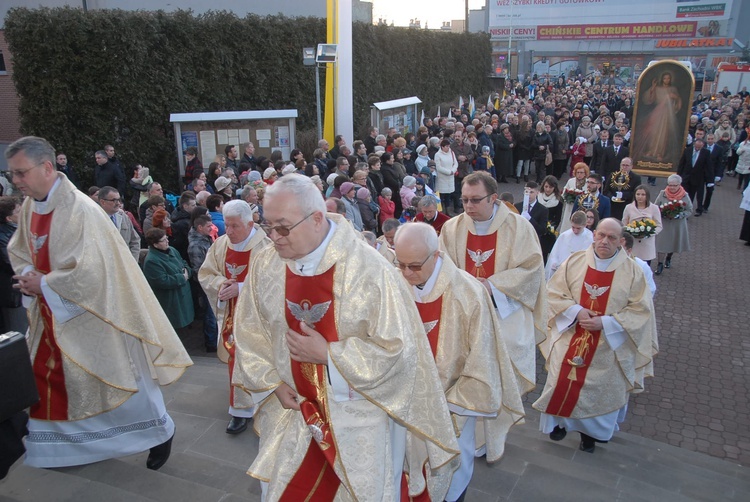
[5,7,491,187]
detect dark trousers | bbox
[683,181,704,212]
[440,191,455,214]
[200,290,218,348]
[702,184,715,210]
[552,158,567,179]
[534,158,546,182]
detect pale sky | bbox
[370,0,486,29]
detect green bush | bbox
[5,7,491,189]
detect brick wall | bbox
[0,30,22,144]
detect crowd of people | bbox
[0,74,748,498]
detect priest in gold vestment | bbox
[232,175,459,502]
[440,172,547,396]
[198,200,270,434]
[7,137,192,470]
[394,222,524,502]
[533,219,658,453]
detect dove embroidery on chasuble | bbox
[465,232,497,278]
[29,210,69,420]
[281,265,340,502]
[415,298,443,359]
[544,267,615,418]
[221,247,250,406]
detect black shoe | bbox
[579,433,596,453]
[516,176,521,184]
[703,208,709,214]
[146,433,174,470]
[226,416,248,434]
[549,426,567,441]
[524,175,529,182]
[694,211,702,217]
[655,263,664,275]
[664,257,671,269]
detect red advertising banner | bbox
[537,22,696,40]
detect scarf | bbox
[537,192,560,208]
[665,185,687,202]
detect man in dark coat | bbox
[677,138,712,216]
[515,181,549,240]
[94,150,125,198]
[55,153,80,189]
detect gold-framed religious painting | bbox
[631,60,695,178]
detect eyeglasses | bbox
[460,194,493,205]
[260,212,314,236]
[9,162,46,180]
[396,253,433,272]
[102,197,122,204]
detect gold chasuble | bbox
[198,230,270,409]
[439,201,547,395]
[9,174,192,420]
[533,247,658,419]
[232,215,459,502]
[406,255,524,472]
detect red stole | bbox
[29,211,69,420]
[415,298,443,359]
[545,267,615,417]
[221,247,250,405]
[465,232,497,278]
[280,266,341,502]
[398,297,444,501]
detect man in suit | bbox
[515,181,549,240]
[701,133,724,214]
[603,157,641,221]
[600,133,630,182]
[590,129,610,175]
[677,138,712,216]
[573,174,611,219]
[98,186,141,261]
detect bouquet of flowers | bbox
[545,221,559,237]
[562,187,585,204]
[659,199,687,219]
[624,218,658,238]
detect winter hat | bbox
[248,170,262,182]
[263,167,277,180]
[326,173,338,186]
[214,176,232,192]
[356,188,370,201]
[416,144,428,155]
[340,182,356,196]
[403,176,417,188]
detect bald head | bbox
[393,222,440,286]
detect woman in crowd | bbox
[142,228,194,330]
[569,137,587,176]
[576,116,597,166]
[735,128,750,191]
[207,162,222,192]
[622,185,662,265]
[552,121,570,180]
[130,165,152,212]
[400,175,417,210]
[531,121,553,183]
[434,138,458,215]
[560,162,589,233]
[495,123,515,183]
[378,187,395,226]
[585,207,600,232]
[356,187,378,233]
[654,174,693,275]
[381,151,404,217]
[514,115,533,182]
[0,196,26,333]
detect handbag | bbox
[0,332,39,422]
[545,147,553,166]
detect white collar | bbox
[473,204,499,236]
[413,256,443,302]
[228,226,257,251]
[293,219,337,276]
[33,176,62,213]
[594,248,620,271]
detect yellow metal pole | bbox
[324,0,336,143]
